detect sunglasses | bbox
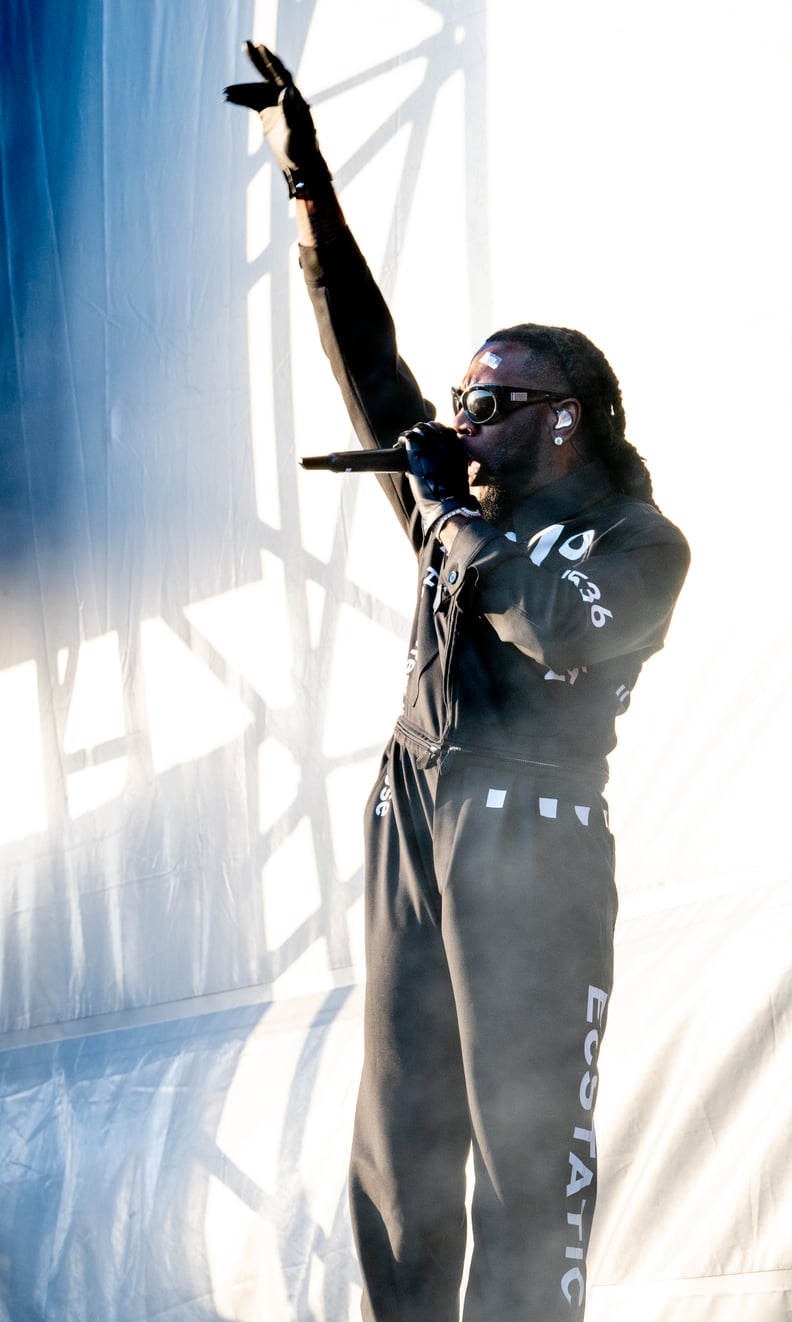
[451,383,565,425]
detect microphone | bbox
[299,447,410,474]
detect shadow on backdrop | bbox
[0,0,491,1316]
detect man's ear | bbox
[551,398,582,439]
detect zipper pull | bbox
[433,576,450,614]
[439,745,462,774]
[415,744,440,770]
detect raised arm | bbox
[226,44,439,541]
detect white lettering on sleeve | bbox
[559,530,594,561]
[528,523,565,566]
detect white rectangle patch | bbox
[478,350,502,369]
[486,787,507,809]
[539,797,558,819]
[575,806,591,826]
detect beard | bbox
[477,480,517,526]
[474,450,541,526]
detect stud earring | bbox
[553,435,564,446]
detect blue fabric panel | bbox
[0,989,360,1321]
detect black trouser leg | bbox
[350,744,617,1322]
[350,742,471,1322]
[434,758,618,1320]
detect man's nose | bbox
[454,411,479,437]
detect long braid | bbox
[485,324,657,508]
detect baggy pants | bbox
[349,732,618,1322]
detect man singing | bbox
[227,45,689,1322]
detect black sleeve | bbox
[437,507,691,672]
[299,229,433,545]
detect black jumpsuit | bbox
[299,229,690,1321]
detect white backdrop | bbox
[0,0,790,1318]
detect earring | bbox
[553,435,564,446]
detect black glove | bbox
[224,43,332,198]
[400,422,477,535]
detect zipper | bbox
[438,741,568,775]
[395,718,569,776]
[394,720,448,769]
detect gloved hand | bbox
[224,43,332,198]
[400,422,477,535]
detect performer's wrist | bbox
[295,190,346,247]
[434,506,481,547]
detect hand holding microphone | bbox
[399,422,477,534]
[300,423,476,534]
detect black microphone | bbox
[299,447,410,474]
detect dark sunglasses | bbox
[451,383,564,425]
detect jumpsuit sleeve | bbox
[437,510,691,673]
[299,228,433,547]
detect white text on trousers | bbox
[560,984,608,1308]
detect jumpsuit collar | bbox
[508,461,617,542]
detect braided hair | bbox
[484,324,657,507]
